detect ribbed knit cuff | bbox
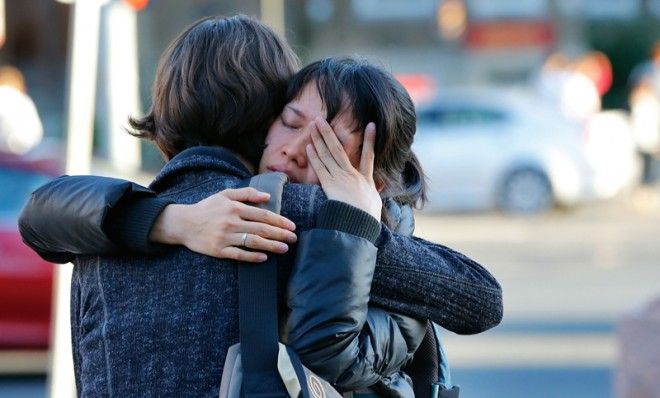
[316,200,381,243]
[105,196,173,254]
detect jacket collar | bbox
[149,146,253,192]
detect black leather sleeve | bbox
[284,226,426,392]
[18,175,171,263]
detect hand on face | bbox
[306,117,382,220]
[258,82,364,184]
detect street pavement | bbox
[1,190,658,397]
[414,191,659,398]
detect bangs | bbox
[286,58,377,135]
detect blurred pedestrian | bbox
[536,52,602,122]
[536,51,571,106]
[576,51,613,98]
[0,65,43,154]
[629,43,660,185]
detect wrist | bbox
[368,202,382,220]
[356,197,382,221]
[149,204,186,245]
[104,195,173,253]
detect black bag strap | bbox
[431,323,460,398]
[237,172,289,398]
[402,321,460,398]
[402,322,440,398]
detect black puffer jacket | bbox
[284,199,427,396]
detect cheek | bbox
[258,149,273,172]
[259,127,284,169]
[304,168,320,185]
[346,137,363,168]
[348,151,361,169]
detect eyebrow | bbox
[284,104,309,120]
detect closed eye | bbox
[282,120,297,129]
[281,117,302,131]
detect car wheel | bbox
[497,168,553,214]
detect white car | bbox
[412,88,638,214]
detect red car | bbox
[0,153,60,349]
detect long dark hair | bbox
[128,15,300,165]
[287,57,427,212]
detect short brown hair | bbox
[129,15,299,164]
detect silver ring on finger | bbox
[241,232,249,247]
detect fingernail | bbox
[287,234,298,243]
[277,243,289,252]
[257,254,268,262]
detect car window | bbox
[0,167,52,221]
[417,107,507,127]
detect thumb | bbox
[359,122,376,179]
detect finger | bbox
[309,121,337,170]
[240,219,297,244]
[236,232,289,254]
[219,247,268,263]
[359,122,376,179]
[306,143,331,183]
[314,117,353,170]
[222,187,270,204]
[238,203,296,232]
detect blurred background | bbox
[0,0,659,397]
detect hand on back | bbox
[150,187,297,263]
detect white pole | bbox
[50,1,106,397]
[0,0,5,48]
[64,1,104,175]
[105,0,141,173]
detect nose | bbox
[282,124,313,168]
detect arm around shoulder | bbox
[371,226,503,334]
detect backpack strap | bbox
[431,323,460,398]
[403,322,460,398]
[237,172,289,398]
[402,322,440,398]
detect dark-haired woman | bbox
[19,16,501,397]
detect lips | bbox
[268,166,300,183]
[267,165,284,173]
[268,165,290,176]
